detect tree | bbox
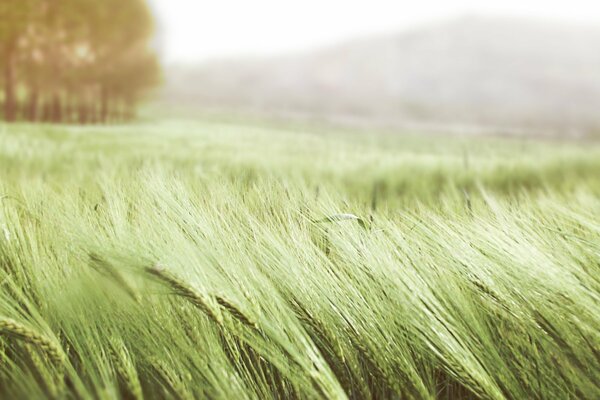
[0,0,160,123]
[0,0,36,121]
[90,0,160,122]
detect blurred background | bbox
[2,0,600,137]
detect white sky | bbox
[149,0,600,63]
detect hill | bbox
[162,16,600,134]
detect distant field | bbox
[0,120,599,399]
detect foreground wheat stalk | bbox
[0,317,65,365]
[146,265,223,325]
[215,295,259,330]
[151,358,194,400]
[109,338,143,400]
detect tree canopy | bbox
[0,0,160,123]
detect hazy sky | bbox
[149,0,600,63]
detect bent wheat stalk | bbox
[109,338,143,400]
[145,266,222,325]
[152,358,194,400]
[0,317,65,365]
[215,295,258,330]
[88,253,141,303]
[26,344,60,397]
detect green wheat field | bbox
[0,120,599,399]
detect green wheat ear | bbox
[0,317,65,366]
[109,338,143,400]
[215,295,259,330]
[88,252,141,303]
[151,357,194,400]
[145,265,223,325]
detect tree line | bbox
[0,0,160,123]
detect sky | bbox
[149,0,600,63]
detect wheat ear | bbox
[0,317,65,365]
[152,358,194,400]
[146,266,222,325]
[109,338,143,400]
[215,295,258,330]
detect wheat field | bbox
[0,120,599,399]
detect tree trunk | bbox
[78,100,88,124]
[91,104,98,124]
[27,87,39,122]
[100,86,109,123]
[51,92,61,123]
[42,98,53,122]
[114,98,123,122]
[125,98,135,121]
[62,93,71,123]
[3,41,17,122]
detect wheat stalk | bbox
[215,295,258,330]
[315,213,368,229]
[25,344,61,397]
[89,253,141,303]
[0,317,64,365]
[109,338,143,400]
[146,266,222,325]
[152,358,194,400]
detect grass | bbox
[0,119,599,399]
